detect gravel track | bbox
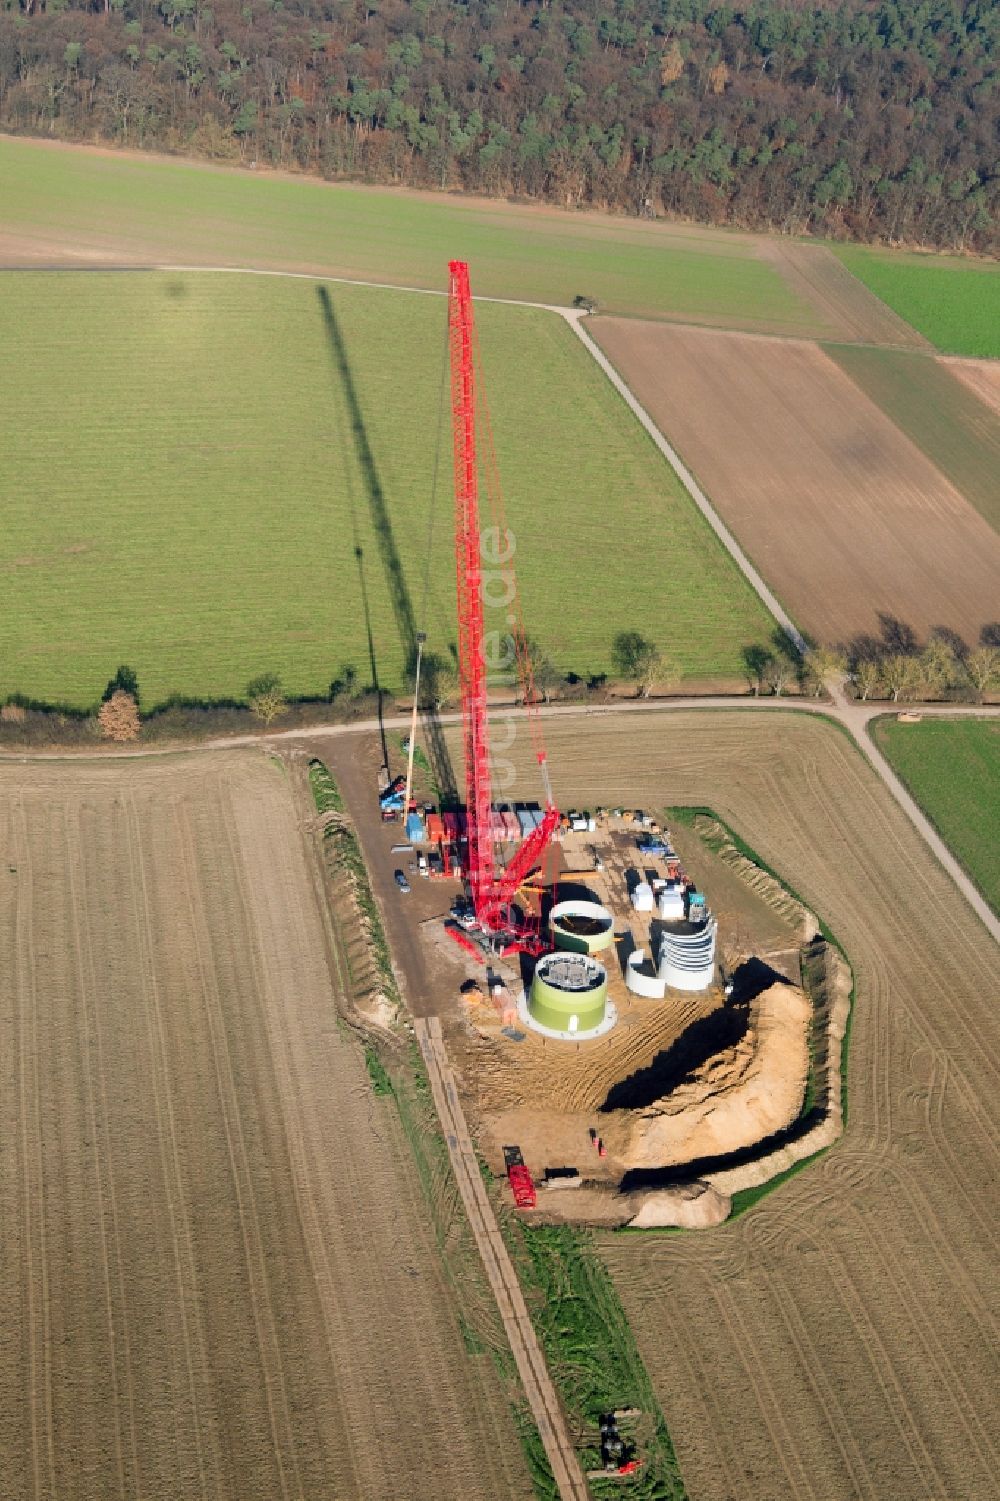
[415,1016,590,1501]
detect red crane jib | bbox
[484,806,561,930]
[447,259,558,940]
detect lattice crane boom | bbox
[448,259,495,921]
[447,259,558,939]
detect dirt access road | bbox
[470,708,999,1501]
[416,1017,589,1501]
[0,750,534,1501]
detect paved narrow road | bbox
[414,1016,591,1501]
[237,692,1000,944]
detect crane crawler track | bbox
[414,1016,590,1501]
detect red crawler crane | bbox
[448,260,559,949]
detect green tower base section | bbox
[529,952,608,1034]
[549,899,615,956]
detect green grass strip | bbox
[834,246,1000,357]
[510,1223,687,1499]
[308,758,345,814]
[389,1046,560,1500]
[871,717,1000,914]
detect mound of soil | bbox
[610,980,810,1168]
[627,1181,731,1229]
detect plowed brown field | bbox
[0,751,533,1501]
[943,355,1000,419]
[593,319,1000,645]
[483,708,999,1501]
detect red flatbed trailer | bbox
[508,1165,536,1209]
[503,1145,537,1209]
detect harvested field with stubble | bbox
[462,708,1000,1501]
[593,318,1000,645]
[0,750,534,1501]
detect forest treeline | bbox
[1,0,996,252]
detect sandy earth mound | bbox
[615,982,810,1168]
[628,1181,731,1229]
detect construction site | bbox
[361,262,841,1235]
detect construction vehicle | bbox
[586,1413,643,1480]
[686,889,707,924]
[380,774,406,806]
[636,832,672,858]
[503,1145,537,1209]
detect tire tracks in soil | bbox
[122,789,217,1500]
[63,803,138,1501]
[12,795,57,1501]
[530,711,999,1501]
[173,795,300,1501]
[215,773,366,1496]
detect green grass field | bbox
[0,135,820,333]
[873,718,1000,912]
[0,270,771,709]
[834,246,1000,358]
[828,345,1000,532]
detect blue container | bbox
[406,812,426,843]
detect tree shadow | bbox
[929,625,969,661]
[316,286,456,798]
[876,611,919,656]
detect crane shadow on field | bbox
[316,286,456,800]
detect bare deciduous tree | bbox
[919,635,961,697]
[521,637,563,705]
[965,646,1000,702]
[98,690,141,742]
[247,673,287,725]
[881,653,921,703]
[803,646,846,696]
[613,631,662,697]
[765,653,796,696]
[853,658,882,701]
[420,653,460,710]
